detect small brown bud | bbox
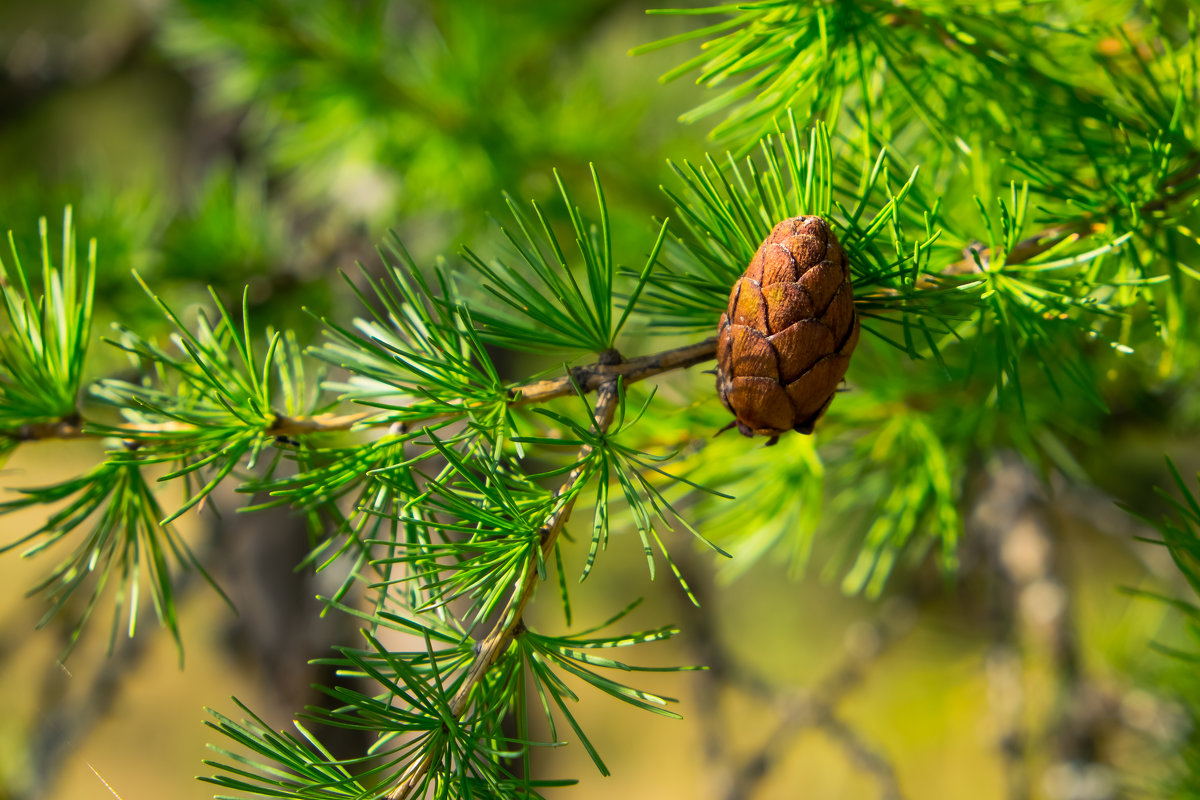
[716,216,859,440]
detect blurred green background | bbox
[0,1,1196,799]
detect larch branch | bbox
[386,375,623,800]
[1,338,717,445]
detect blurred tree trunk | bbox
[213,503,373,761]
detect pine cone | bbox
[716,216,859,441]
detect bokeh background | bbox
[0,1,1197,799]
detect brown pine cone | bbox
[716,215,859,441]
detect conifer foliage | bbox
[1,1,1199,798]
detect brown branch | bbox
[386,375,624,800]
[1,338,717,445]
[936,152,1200,284]
[380,336,716,435]
[940,221,1108,279]
[860,149,1200,303]
[7,416,86,441]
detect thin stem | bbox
[7,416,86,441]
[387,376,624,800]
[920,152,1200,286]
[0,338,717,444]
[387,337,714,435]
